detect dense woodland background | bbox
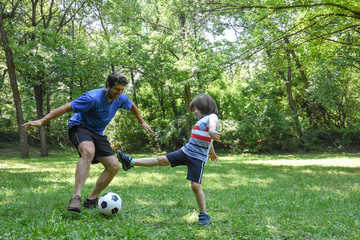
[0,0,359,158]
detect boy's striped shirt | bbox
[181,114,218,162]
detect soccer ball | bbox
[98,192,122,216]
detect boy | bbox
[117,94,220,225]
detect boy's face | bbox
[193,107,203,120]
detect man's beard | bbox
[106,89,116,100]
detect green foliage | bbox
[150,114,195,152]
[106,111,195,152]
[0,0,360,154]
[301,127,360,153]
[106,110,150,152]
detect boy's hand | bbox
[209,130,221,142]
[209,153,219,163]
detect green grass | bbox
[1,152,360,239]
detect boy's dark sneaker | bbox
[198,212,211,226]
[117,150,133,171]
[83,198,98,209]
[67,195,81,212]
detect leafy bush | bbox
[301,127,360,153]
[219,102,297,153]
[149,114,195,152]
[106,112,195,153]
[105,111,150,152]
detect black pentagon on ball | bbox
[111,208,119,214]
[111,195,119,201]
[101,201,108,209]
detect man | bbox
[23,72,153,212]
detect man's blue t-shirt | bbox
[68,88,133,135]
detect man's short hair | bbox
[107,72,128,88]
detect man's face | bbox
[107,83,125,100]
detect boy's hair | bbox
[107,72,128,88]
[190,94,219,116]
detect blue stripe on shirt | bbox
[189,142,208,150]
[183,145,207,157]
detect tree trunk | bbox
[266,49,303,137]
[130,68,138,105]
[34,83,48,156]
[168,87,177,116]
[46,79,51,144]
[178,12,191,114]
[184,85,191,113]
[0,3,29,158]
[283,36,318,127]
[285,49,303,137]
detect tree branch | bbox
[206,2,360,19]
[321,37,360,47]
[1,1,19,19]
[56,0,87,33]
[296,24,360,47]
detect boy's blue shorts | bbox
[166,149,205,184]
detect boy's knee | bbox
[191,182,202,192]
[157,156,170,166]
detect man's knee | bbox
[110,162,121,174]
[78,150,95,165]
[80,151,95,161]
[100,156,121,174]
[78,141,95,161]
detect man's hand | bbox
[22,120,43,133]
[22,103,73,133]
[141,121,154,134]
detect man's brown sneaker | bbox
[83,198,98,209]
[67,195,81,212]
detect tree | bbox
[0,1,28,158]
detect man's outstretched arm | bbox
[23,103,73,133]
[130,102,153,134]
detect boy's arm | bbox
[208,114,220,163]
[208,114,221,142]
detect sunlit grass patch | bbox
[1,152,360,239]
[242,155,360,167]
[183,210,198,224]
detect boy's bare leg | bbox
[134,155,170,167]
[191,181,206,213]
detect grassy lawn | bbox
[1,151,360,239]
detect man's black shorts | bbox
[68,124,114,164]
[166,149,205,184]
